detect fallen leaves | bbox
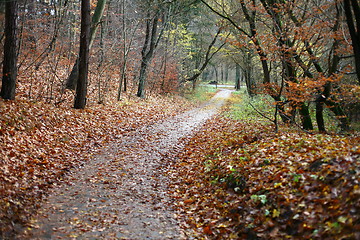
[169,99,360,239]
[0,94,194,238]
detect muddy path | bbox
[18,89,233,239]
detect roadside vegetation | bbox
[170,90,360,239]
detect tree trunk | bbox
[220,64,224,82]
[316,99,326,132]
[74,0,90,109]
[1,0,18,100]
[65,0,107,90]
[224,65,229,83]
[137,14,159,98]
[137,58,151,98]
[299,103,313,130]
[243,53,255,96]
[344,0,360,84]
[117,0,126,100]
[235,63,241,90]
[213,66,218,84]
[325,98,350,131]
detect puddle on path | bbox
[18,89,232,239]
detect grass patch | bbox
[184,85,217,104]
[227,90,275,126]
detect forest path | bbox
[19,89,233,240]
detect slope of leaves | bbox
[0,95,194,238]
[169,96,360,239]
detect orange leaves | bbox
[184,199,196,204]
[0,94,194,236]
[169,108,360,239]
[203,225,213,235]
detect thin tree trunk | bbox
[235,63,241,90]
[117,0,138,100]
[74,0,90,109]
[220,64,224,82]
[325,98,350,131]
[160,33,170,93]
[224,65,229,83]
[1,0,18,100]
[316,100,326,132]
[117,0,126,100]
[243,53,255,96]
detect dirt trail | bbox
[19,89,232,239]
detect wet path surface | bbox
[19,90,232,239]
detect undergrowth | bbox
[228,90,348,133]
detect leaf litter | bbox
[0,94,193,238]
[1,90,359,239]
[2,90,232,239]
[169,95,360,239]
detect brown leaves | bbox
[0,95,194,237]
[169,111,360,239]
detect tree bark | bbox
[344,0,360,84]
[65,0,107,90]
[299,103,314,130]
[316,99,326,132]
[137,14,159,98]
[1,0,18,100]
[74,0,90,109]
[235,63,241,90]
[117,0,127,100]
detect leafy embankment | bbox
[169,97,360,239]
[0,95,193,238]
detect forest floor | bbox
[170,93,360,239]
[1,88,359,239]
[0,92,198,239]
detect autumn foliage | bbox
[169,94,360,239]
[1,0,360,238]
[0,95,193,237]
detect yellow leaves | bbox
[272,209,280,218]
[337,216,348,224]
[352,185,360,195]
